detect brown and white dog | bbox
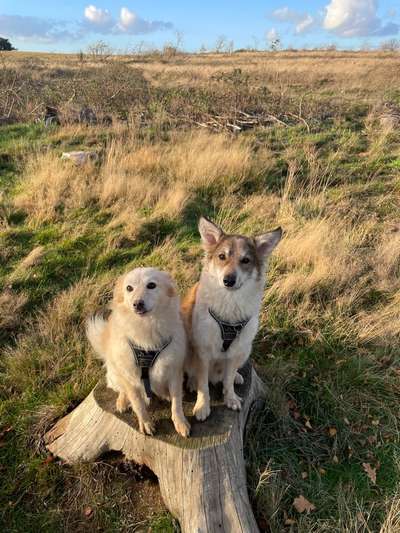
[87,267,190,437]
[182,217,282,421]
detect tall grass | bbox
[1,50,400,532]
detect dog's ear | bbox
[167,283,177,298]
[167,279,177,298]
[254,227,282,259]
[113,275,125,304]
[198,217,224,249]
[161,271,177,298]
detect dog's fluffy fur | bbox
[87,267,190,437]
[182,217,282,421]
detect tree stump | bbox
[45,363,265,533]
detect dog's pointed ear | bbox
[255,227,282,259]
[198,217,224,249]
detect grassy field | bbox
[1,50,400,532]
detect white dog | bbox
[182,217,282,421]
[87,267,190,437]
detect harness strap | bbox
[208,308,250,352]
[128,337,172,397]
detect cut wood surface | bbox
[45,362,265,533]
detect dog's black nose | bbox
[133,299,145,312]
[223,274,237,287]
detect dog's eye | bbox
[147,282,157,289]
[126,285,133,292]
[241,257,250,264]
[218,253,226,261]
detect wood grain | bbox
[45,362,265,533]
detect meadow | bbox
[0,49,400,532]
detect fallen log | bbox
[45,362,265,533]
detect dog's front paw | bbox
[234,372,244,385]
[138,419,155,435]
[193,399,211,421]
[173,416,191,438]
[225,393,242,411]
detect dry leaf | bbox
[293,495,316,514]
[42,454,54,465]
[304,418,312,429]
[348,446,353,458]
[344,417,350,425]
[285,518,296,525]
[362,463,377,484]
[332,455,339,464]
[287,399,297,410]
[319,467,326,475]
[328,427,337,437]
[371,419,380,426]
[301,471,308,479]
[84,506,93,518]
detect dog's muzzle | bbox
[133,299,147,314]
[223,273,237,288]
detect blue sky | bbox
[0,1,399,52]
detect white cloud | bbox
[296,14,315,33]
[271,1,399,38]
[117,6,172,34]
[323,0,399,37]
[83,5,173,35]
[84,5,112,26]
[271,6,316,34]
[272,7,298,22]
[0,14,80,42]
[119,7,137,29]
[0,7,173,44]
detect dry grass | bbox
[15,130,267,238]
[374,232,400,291]
[19,245,46,269]
[0,290,28,330]
[3,49,400,128]
[14,152,97,222]
[380,493,400,533]
[1,50,400,532]
[357,291,400,346]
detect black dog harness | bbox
[128,337,172,398]
[208,308,250,352]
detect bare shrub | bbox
[380,39,400,52]
[86,41,113,62]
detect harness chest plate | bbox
[208,308,250,352]
[128,337,172,397]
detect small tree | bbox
[0,37,16,51]
[266,30,281,52]
[270,37,281,52]
[87,41,112,61]
[380,39,400,52]
[214,35,228,53]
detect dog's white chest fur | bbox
[192,272,263,362]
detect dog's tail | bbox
[86,312,108,360]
